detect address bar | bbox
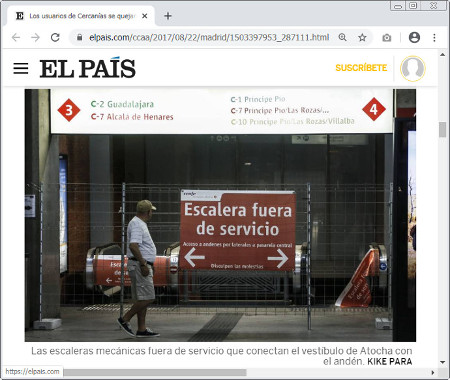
[70,29,373,47]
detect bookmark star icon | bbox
[358,33,367,42]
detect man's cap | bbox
[136,200,157,213]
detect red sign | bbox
[94,256,131,286]
[335,248,380,307]
[179,190,296,271]
[93,256,169,287]
[362,97,386,121]
[58,98,81,122]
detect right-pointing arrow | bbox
[268,249,288,268]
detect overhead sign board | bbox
[179,190,296,271]
[51,88,393,135]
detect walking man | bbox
[117,200,160,337]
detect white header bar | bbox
[3,49,437,87]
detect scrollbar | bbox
[64,369,247,377]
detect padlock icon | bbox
[77,34,82,41]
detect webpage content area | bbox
[1,1,449,379]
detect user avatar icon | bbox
[400,56,425,82]
[409,32,420,43]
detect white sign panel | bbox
[25,195,36,218]
[51,88,393,135]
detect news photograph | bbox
[24,87,416,343]
[2,1,448,379]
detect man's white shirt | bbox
[127,216,157,262]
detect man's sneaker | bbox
[135,328,160,338]
[117,317,134,337]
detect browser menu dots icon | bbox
[13,62,29,75]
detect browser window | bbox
[1,1,449,379]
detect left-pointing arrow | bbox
[185,248,205,267]
[106,278,112,284]
[268,249,288,268]
[12,33,20,42]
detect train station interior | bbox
[24,89,416,342]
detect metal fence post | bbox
[39,182,43,322]
[284,272,289,302]
[388,183,393,313]
[307,183,312,330]
[183,270,189,302]
[120,182,126,318]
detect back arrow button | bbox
[12,33,20,42]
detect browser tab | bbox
[7,5,156,25]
